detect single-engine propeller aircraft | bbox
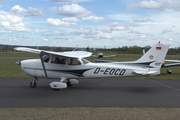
[14,42,169,90]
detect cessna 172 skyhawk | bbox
[14,42,169,90]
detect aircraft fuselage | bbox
[20,59,142,79]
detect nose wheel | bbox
[30,77,38,88]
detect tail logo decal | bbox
[149,55,154,60]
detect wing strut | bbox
[40,52,48,78]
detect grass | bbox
[0,51,180,79]
[0,52,38,79]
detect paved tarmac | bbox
[0,78,180,108]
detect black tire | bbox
[167,72,172,74]
[66,81,72,86]
[167,70,172,74]
[53,88,60,91]
[30,81,36,88]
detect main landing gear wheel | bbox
[53,88,60,91]
[167,69,172,74]
[165,67,172,74]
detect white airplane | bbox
[14,42,170,90]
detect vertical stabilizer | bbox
[136,42,170,75]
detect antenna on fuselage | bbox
[73,45,78,51]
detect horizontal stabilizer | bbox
[164,63,180,67]
[164,60,180,63]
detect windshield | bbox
[81,58,90,64]
[42,55,50,63]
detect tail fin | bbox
[136,42,170,75]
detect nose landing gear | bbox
[30,77,38,88]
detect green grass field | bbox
[0,52,38,78]
[0,51,180,79]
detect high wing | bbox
[14,47,92,58]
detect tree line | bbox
[93,46,180,55]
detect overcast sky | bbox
[0,0,180,48]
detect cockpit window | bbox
[81,59,89,64]
[67,58,81,65]
[42,55,50,63]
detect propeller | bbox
[16,61,21,66]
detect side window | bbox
[67,58,81,65]
[61,58,66,65]
[51,56,66,65]
[42,55,50,63]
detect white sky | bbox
[0,0,180,48]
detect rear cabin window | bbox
[67,58,81,65]
[51,56,66,65]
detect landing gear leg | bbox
[30,77,38,88]
[165,67,172,74]
[66,79,72,86]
